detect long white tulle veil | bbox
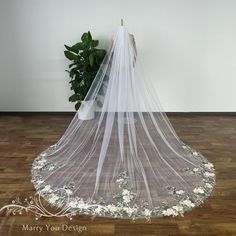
[31,26,216,221]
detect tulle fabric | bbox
[31,26,215,220]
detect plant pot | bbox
[78,100,95,120]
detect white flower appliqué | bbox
[204,163,214,170]
[163,208,178,217]
[176,190,185,195]
[143,209,151,216]
[204,172,215,178]
[205,183,213,189]
[193,187,205,194]
[180,199,195,208]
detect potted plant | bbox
[64,31,106,119]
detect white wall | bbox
[0,0,236,112]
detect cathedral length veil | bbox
[31,26,216,221]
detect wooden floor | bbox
[0,113,235,236]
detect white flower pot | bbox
[78,100,95,120]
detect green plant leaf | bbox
[96,49,106,59]
[89,53,94,67]
[88,31,92,40]
[64,51,78,60]
[64,44,73,51]
[69,70,78,78]
[81,32,92,43]
[80,49,90,58]
[91,40,99,47]
[75,101,81,110]
[69,63,76,68]
[72,42,86,52]
[64,44,76,54]
[69,94,78,102]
